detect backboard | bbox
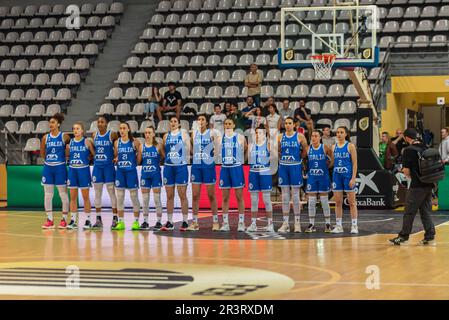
[278,4,380,69]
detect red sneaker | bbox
[42,219,55,229]
[58,219,68,229]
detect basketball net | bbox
[310,54,336,80]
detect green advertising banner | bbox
[438,166,449,210]
[7,165,62,208]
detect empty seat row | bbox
[0,58,90,72]
[0,16,116,30]
[2,119,51,134]
[0,72,80,86]
[0,3,123,18]
[0,88,72,102]
[105,83,360,100]
[381,19,449,32]
[379,34,447,47]
[0,103,61,118]
[0,30,108,44]
[0,44,99,57]
[156,0,356,14]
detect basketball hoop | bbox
[310,54,336,80]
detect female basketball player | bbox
[92,116,118,230]
[219,118,247,232]
[247,125,274,232]
[277,117,308,233]
[40,113,70,229]
[140,126,163,231]
[161,116,190,231]
[332,126,358,234]
[66,122,95,230]
[189,114,219,231]
[112,122,142,231]
[305,130,333,233]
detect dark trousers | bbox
[399,187,436,240]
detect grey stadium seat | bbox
[12,105,29,118]
[321,101,339,114]
[43,104,61,117]
[96,103,114,115]
[2,121,19,134]
[339,101,357,114]
[180,70,197,83]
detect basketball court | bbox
[0,207,448,300]
[1,0,449,303]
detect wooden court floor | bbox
[0,210,448,300]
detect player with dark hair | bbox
[247,125,274,232]
[91,115,118,230]
[140,126,163,230]
[219,118,247,232]
[331,126,358,234]
[161,116,190,231]
[112,122,142,231]
[189,114,219,231]
[66,122,95,230]
[277,117,308,233]
[305,130,333,233]
[40,113,70,229]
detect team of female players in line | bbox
[40,112,359,234]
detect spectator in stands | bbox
[279,99,294,131]
[241,96,257,128]
[294,100,314,133]
[144,86,161,120]
[439,127,449,164]
[156,82,182,122]
[262,96,275,116]
[228,103,245,133]
[266,104,281,132]
[245,106,267,131]
[322,125,336,147]
[244,64,263,107]
[379,132,398,170]
[210,104,227,136]
[223,101,232,117]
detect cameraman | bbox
[389,128,436,245]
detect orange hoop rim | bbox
[310,54,336,63]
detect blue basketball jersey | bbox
[141,143,161,178]
[193,129,214,168]
[249,140,270,172]
[221,133,244,167]
[117,138,137,171]
[280,132,302,165]
[68,137,90,168]
[308,144,329,177]
[333,141,353,177]
[165,131,187,166]
[94,130,114,167]
[44,132,66,166]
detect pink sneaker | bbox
[58,219,68,229]
[42,219,55,229]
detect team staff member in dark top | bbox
[390,128,436,245]
[392,128,406,163]
[156,82,182,122]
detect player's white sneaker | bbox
[331,225,344,233]
[277,222,290,233]
[237,222,246,232]
[350,225,359,234]
[294,222,302,233]
[246,223,257,232]
[266,224,275,233]
[220,223,230,232]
